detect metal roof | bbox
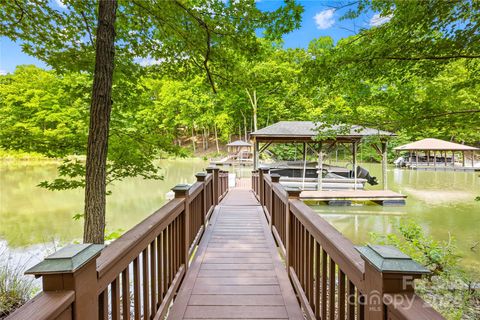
[227,140,252,147]
[394,138,479,151]
[250,121,395,139]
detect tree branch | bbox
[172,0,217,93]
[80,11,95,48]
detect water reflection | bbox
[0,159,210,248]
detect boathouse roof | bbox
[226,140,252,147]
[394,138,479,151]
[250,121,395,142]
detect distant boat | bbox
[264,161,378,190]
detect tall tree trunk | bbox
[214,123,220,153]
[240,110,247,141]
[245,89,258,132]
[191,124,196,153]
[206,127,209,149]
[83,0,117,244]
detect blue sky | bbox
[0,1,386,74]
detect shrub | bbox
[370,220,480,320]
[0,253,38,318]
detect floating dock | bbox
[300,190,407,206]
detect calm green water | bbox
[0,159,209,248]
[310,163,480,272]
[0,160,479,272]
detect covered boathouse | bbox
[394,138,479,171]
[250,121,406,206]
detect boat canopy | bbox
[394,138,479,151]
[250,121,395,142]
[227,140,252,147]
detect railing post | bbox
[172,184,191,271]
[25,244,103,320]
[270,174,281,229]
[356,245,430,320]
[206,167,220,205]
[259,167,269,205]
[219,170,226,197]
[285,187,301,272]
[195,172,207,223]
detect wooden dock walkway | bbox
[167,188,303,319]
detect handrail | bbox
[96,198,184,283]
[289,199,365,288]
[8,169,227,320]
[6,291,74,320]
[254,171,445,320]
[385,293,445,320]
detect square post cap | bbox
[259,167,269,173]
[25,244,104,276]
[195,172,207,181]
[206,166,219,173]
[285,186,302,198]
[172,184,191,197]
[270,173,281,183]
[355,245,430,275]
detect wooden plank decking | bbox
[167,188,303,319]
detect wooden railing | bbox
[7,168,227,320]
[254,169,445,320]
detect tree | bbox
[83,0,118,243]
[1,0,303,243]
[304,1,480,143]
[0,66,90,156]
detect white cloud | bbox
[369,13,392,26]
[314,9,335,30]
[54,0,66,9]
[0,69,7,76]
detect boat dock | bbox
[300,189,407,206]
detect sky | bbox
[0,0,387,75]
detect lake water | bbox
[0,160,479,272]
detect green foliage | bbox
[0,66,90,157]
[370,220,480,320]
[370,220,460,276]
[104,229,124,242]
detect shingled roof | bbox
[227,140,252,147]
[250,121,395,139]
[394,138,479,151]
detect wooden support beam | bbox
[254,138,259,169]
[317,143,323,191]
[301,142,307,190]
[381,141,388,191]
[352,141,357,191]
[259,141,272,153]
